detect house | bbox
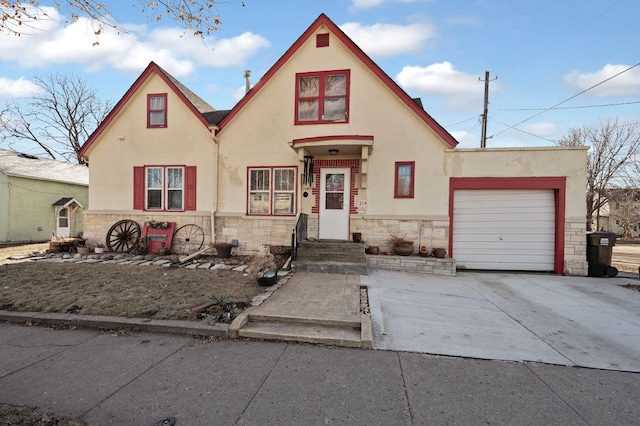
[0,149,88,242]
[78,14,588,275]
[595,188,640,238]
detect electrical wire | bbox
[499,100,640,111]
[491,61,640,139]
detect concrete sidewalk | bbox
[2,323,640,425]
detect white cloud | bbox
[564,64,640,97]
[351,0,429,10]
[397,62,496,111]
[0,13,270,78]
[0,77,41,99]
[340,21,435,57]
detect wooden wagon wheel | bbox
[172,224,205,255]
[106,220,141,252]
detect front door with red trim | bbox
[319,168,350,240]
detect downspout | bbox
[210,128,220,245]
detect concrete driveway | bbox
[361,270,640,372]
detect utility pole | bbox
[479,70,497,148]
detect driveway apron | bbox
[362,270,640,372]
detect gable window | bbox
[133,166,196,211]
[147,93,167,128]
[395,161,415,198]
[248,167,296,215]
[296,70,349,124]
[316,33,330,47]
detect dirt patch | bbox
[622,284,640,292]
[0,244,278,321]
[0,403,87,425]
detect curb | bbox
[0,310,228,337]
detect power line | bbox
[491,61,640,139]
[499,100,640,111]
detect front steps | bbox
[294,240,367,275]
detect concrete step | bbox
[293,261,368,275]
[248,313,361,328]
[238,321,362,348]
[296,241,367,264]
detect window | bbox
[394,161,415,198]
[316,33,330,47]
[147,94,167,128]
[133,166,196,211]
[248,167,296,215]
[295,70,349,124]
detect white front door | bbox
[319,168,350,240]
[56,207,70,238]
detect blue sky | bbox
[1,0,639,154]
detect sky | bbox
[1,0,639,155]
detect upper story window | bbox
[147,93,167,128]
[248,167,297,215]
[295,70,349,124]
[394,161,415,198]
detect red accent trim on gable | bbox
[215,14,458,148]
[448,177,566,275]
[79,62,211,158]
[133,166,145,210]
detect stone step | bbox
[298,241,366,253]
[238,321,362,348]
[248,313,361,328]
[293,261,368,275]
[295,252,366,263]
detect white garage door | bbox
[453,189,555,271]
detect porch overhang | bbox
[288,135,374,188]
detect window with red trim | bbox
[395,162,415,198]
[295,70,349,124]
[316,33,330,47]
[147,93,167,128]
[248,167,296,215]
[133,166,196,211]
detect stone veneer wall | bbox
[348,217,450,255]
[367,254,456,276]
[83,211,212,248]
[215,215,296,253]
[564,220,588,276]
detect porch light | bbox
[328,149,339,155]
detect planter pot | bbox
[352,232,362,243]
[77,247,90,255]
[215,243,233,258]
[394,242,414,256]
[366,246,380,255]
[433,248,446,258]
[257,270,278,286]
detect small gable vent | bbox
[316,33,330,48]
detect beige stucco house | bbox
[79,14,588,275]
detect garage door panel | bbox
[453,189,555,271]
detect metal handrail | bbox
[291,213,308,261]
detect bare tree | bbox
[1,1,233,38]
[555,120,640,231]
[0,72,111,164]
[606,188,640,239]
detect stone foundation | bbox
[366,254,456,276]
[214,215,296,253]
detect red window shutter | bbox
[133,166,145,210]
[185,166,197,211]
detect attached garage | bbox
[453,189,555,271]
[449,177,566,274]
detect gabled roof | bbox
[78,62,218,157]
[216,13,458,148]
[52,197,85,209]
[0,149,88,185]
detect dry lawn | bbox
[0,243,269,321]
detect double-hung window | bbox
[394,161,415,198]
[133,166,196,211]
[147,93,167,128]
[248,167,296,215]
[296,70,349,124]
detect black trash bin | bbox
[586,232,618,277]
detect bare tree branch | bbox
[0,72,111,164]
[556,120,640,231]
